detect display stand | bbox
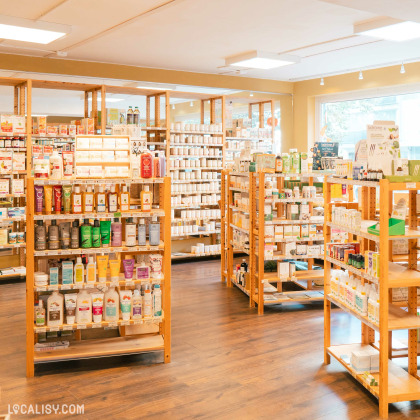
[26,176,171,377]
[324,177,420,418]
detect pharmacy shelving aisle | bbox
[324,177,420,418]
[252,171,327,314]
[26,175,171,377]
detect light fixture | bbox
[88,97,123,103]
[190,101,194,107]
[354,17,420,42]
[0,15,70,44]
[359,71,363,80]
[401,63,406,74]
[136,85,173,91]
[250,92,254,97]
[320,78,324,86]
[225,50,300,69]
[172,104,175,110]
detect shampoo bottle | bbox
[86,256,96,283]
[96,186,107,213]
[149,216,160,246]
[141,186,152,212]
[108,185,118,213]
[47,291,64,326]
[125,217,137,247]
[132,288,142,319]
[120,186,130,212]
[104,287,119,321]
[50,151,63,180]
[72,186,82,214]
[70,220,80,249]
[140,151,153,178]
[92,220,101,248]
[153,284,162,317]
[111,218,122,247]
[138,219,146,245]
[80,218,92,248]
[83,185,95,213]
[76,289,92,324]
[35,300,45,326]
[48,220,60,250]
[74,257,84,285]
[143,287,152,318]
[35,220,47,251]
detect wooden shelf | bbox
[171,130,223,135]
[34,178,164,185]
[262,290,324,304]
[262,269,323,283]
[256,252,324,261]
[326,177,380,187]
[230,224,249,234]
[171,251,221,259]
[171,230,220,238]
[34,335,164,363]
[171,190,220,196]
[328,343,420,403]
[170,142,222,147]
[34,209,164,220]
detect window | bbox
[317,88,420,160]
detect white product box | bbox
[275,225,283,241]
[115,137,129,150]
[115,151,129,162]
[283,225,293,237]
[301,224,309,238]
[12,179,24,195]
[12,115,25,134]
[75,151,89,162]
[296,244,307,255]
[307,245,321,256]
[89,137,103,149]
[89,151,102,162]
[90,167,104,178]
[351,351,371,373]
[102,137,116,150]
[277,262,289,280]
[12,153,25,171]
[300,204,310,221]
[265,225,275,242]
[292,225,300,238]
[264,243,274,259]
[0,152,12,174]
[282,242,296,257]
[286,204,299,220]
[309,224,317,237]
[0,179,9,195]
[76,166,90,178]
[102,151,115,162]
[76,137,90,149]
[0,208,7,218]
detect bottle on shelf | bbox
[111,218,122,247]
[153,284,162,317]
[104,287,119,321]
[127,106,134,125]
[48,220,59,250]
[132,289,142,319]
[120,186,130,212]
[35,301,45,326]
[141,186,152,212]
[76,289,92,324]
[70,220,80,249]
[72,186,82,214]
[92,220,101,248]
[108,185,118,213]
[86,256,96,283]
[47,291,63,327]
[138,218,146,245]
[96,186,107,213]
[83,185,95,213]
[35,220,47,251]
[149,216,160,246]
[140,151,153,178]
[133,106,140,126]
[143,286,152,318]
[125,217,136,247]
[74,257,84,285]
[81,219,92,248]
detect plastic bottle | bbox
[133,106,140,126]
[35,301,45,326]
[104,287,119,321]
[35,220,47,251]
[111,218,122,247]
[80,218,92,248]
[48,219,60,250]
[125,217,137,247]
[153,153,161,178]
[153,284,162,316]
[74,257,84,285]
[92,220,101,248]
[158,152,166,177]
[275,155,283,173]
[83,185,95,213]
[138,218,146,245]
[86,256,96,283]
[50,151,63,179]
[72,186,82,214]
[120,186,130,212]
[149,216,160,246]
[76,289,92,324]
[71,220,80,249]
[143,287,152,318]
[47,291,64,326]
[140,151,153,178]
[141,186,152,212]
[108,185,118,213]
[132,289,142,319]
[127,106,134,125]
[96,186,107,213]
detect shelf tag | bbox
[110,281,119,287]
[62,325,73,331]
[114,212,122,218]
[49,326,59,332]
[406,182,417,189]
[61,284,71,290]
[49,285,58,291]
[144,319,153,325]
[125,281,134,286]
[133,319,142,325]
[36,327,46,333]
[92,323,102,329]
[120,320,130,326]
[108,322,117,328]
[77,324,87,329]
[36,287,47,292]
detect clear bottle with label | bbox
[138,218,146,245]
[35,300,45,326]
[133,107,140,126]
[119,186,130,212]
[108,185,118,213]
[83,185,95,213]
[141,186,152,212]
[149,216,160,246]
[96,186,107,213]
[127,106,134,125]
[48,219,60,250]
[125,217,137,247]
[143,287,152,318]
[72,186,82,214]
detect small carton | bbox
[274,225,283,241]
[292,225,300,237]
[265,225,275,242]
[69,125,77,136]
[0,115,13,133]
[309,224,317,237]
[59,125,68,136]
[12,179,24,195]
[351,350,371,373]
[301,224,309,238]
[77,125,85,135]
[12,115,25,134]
[299,204,310,221]
[89,137,103,149]
[307,245,321,257]
[0,152,13,174]
[286,204,299,220]
[0,179,9,195]
[277,262,290,280]
[283,242,296,257]
[283,225,293,237]
[37,116,47,136]
[47,125,58,137]
[12,153,25,171]
[296,244,307,255]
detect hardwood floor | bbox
[1,259,419,419]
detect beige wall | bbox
[293,61,420,151]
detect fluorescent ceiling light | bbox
[88,97,123,103]
[0,16,70,44]
[354,17,420,41]
[225,51,300,69]
[137,86,173,91]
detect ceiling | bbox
[0,0,419,81]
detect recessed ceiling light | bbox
[0,16,70,44]
[354,17,420,41]
[190,101,194,107]
[225,51,300,69]
[172,104,175,110]
[359,71,364,80]
[401,63,406,74]
[250,92,254,97]
[320,78,324,86]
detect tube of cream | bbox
[44,185,53,215]
[62,185,72,214]
[64,293,77,324]
[122,259,135,281]
[100,220,111,247]
[109,260,120,282]
[91,292,104,323]
[53,185,62,214]
[119,289,132,321]
[96,255,109,283]
[34,185,44,215]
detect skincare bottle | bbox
[149,216,160,246]
[133,106,140,125]
[132,289,142,319]
[120,186,130,212]
[72,186,82,214]
[125,217,137,247]
[35,301,45,326]
[153,154,161,178]
[59,222,70,249]
[74,257,84,285]
[83,185,95,213]
[50,151,63,180]
[96,186,107,213]
[138,218,146,245]
[47,291,64,327]
[140,151,153,178]
[62,185,72,214]
[35,220,47,251]
[143,287,152,318]
[111,218,122,247]
[127,105,134,125]
[86,256,96,283]
[141,186,152,212]
[153,284,162,317]
[70,220,80,249]
[81,218,92,248]
[108,185,118,213]
[48,220,60,250]
[76,289,92,324]
[104,287,119,321]
[92,220,101,248]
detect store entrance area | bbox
[0,259,414,418]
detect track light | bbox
[359,71,363,80]
[401,63,406,74]
[172,104,175,110]
[320,78,324,86]
[190,101,193,107]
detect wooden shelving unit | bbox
[324,177,420,418]
[26,176,171,377]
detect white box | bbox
[351,351,371,373]
[102,151,115,162]
[307,245,321,256]
[296,244,307,255]
[76,137,90,149]
[12,179,24,195]
[301,225,309,238]
[283,225,293,237]
[102,137,116,150]
[282,242,296,257]
[277,262,289,280]
[115,137,129,150]
[89,137,103,149]
[0,179,9,195]
[292,225,300,238]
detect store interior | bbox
[3,0,420,418]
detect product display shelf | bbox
[34,209,165,221]
[34,177,165,185]
[170,95,225,259]
[324,178,420,418]
[26,176,171,377]
[172,251,221,260]
[252,171,327,314]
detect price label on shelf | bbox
[110,281,118,287]
[77,324,87,329]
[114,212,122,218]
[144,319,153,325]
[61,284,71,290]
[49,327,59,332]
[36,287,47,292]
[49,285,58,291]
[36,327,46,333]
[406,182,417,189]
[92,323,102,328]
[62,325,73,331]
[120,320,129,326]
[125,281,134,286]
[133,319,142,325]
[108,322,117,328]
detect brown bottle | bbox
[48,220,60,250]
[35,221,47,251]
